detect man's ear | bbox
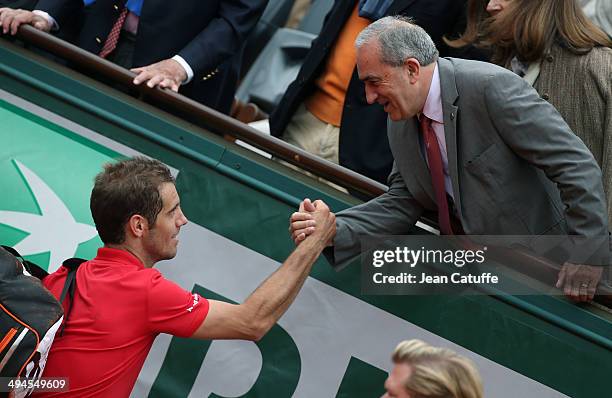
[126,214,149,239]
[404,58,421,82]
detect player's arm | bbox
[191,201,335,341]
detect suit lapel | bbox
[389,118,436,206]
[437,58,462,218]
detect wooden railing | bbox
[10,25,387,197]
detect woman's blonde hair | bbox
[392,339,483,398]
[445,0,612,65]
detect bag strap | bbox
[1,245,48,280]
[58,258,87,336]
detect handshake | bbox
[289,198,337,248]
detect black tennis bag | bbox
[0,246,63,379]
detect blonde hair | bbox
[392,339,483,398]
[445,0,612,65]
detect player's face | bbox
[145,182,188,263]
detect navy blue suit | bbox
[0,0,38,9]
[35,0,268,113]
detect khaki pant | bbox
[281,104,346,192]
[283,104,340,164]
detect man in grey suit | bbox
[289,16,609,302]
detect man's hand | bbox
[289,198,316,245]
[556,263,603,302]
[131,58,187,92]
[0,8,51,35]
[306,200,336,248]
[289,198,335,246]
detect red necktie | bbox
[420,115,454,235]
[99,8,128,58]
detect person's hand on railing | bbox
[556,263,603,302]
[0,8,51,35]
[131,58,187,92]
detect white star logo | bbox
[0,160,98,273]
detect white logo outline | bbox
[0,159,98,272]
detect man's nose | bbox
[365,85,378,104]
[178,210,188,226]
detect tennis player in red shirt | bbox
[36,157,335,397]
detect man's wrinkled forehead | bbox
[356,43,384,82]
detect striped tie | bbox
[99,8,128,59]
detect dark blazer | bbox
[269,0,476,184]
[34,0,268,113]
[330,58,609,268]
[0,0,38,9]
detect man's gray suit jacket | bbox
[330,57,609,268]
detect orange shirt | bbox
[305,3,370,126]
